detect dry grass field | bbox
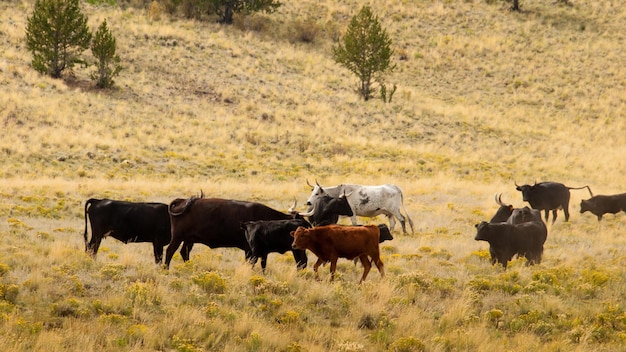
[1,0,626,350]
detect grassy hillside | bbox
[1,0,626,350]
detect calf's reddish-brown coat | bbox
[290,225,384,283]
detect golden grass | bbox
[1,0,626,350]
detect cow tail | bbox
[84,199,94,250]
[569,185,594,197]
[400,193,415,234]
[169,195,198,217]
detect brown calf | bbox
[291,225,385,283]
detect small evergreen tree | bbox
[207,0,281,24]
[332,6,394,101]
[25,0,92,78]
[91,20,122,88]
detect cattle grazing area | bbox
[2,0,626,351]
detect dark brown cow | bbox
[165,196,301,269]
[515,181,593,223]
[580,193,626,221]
[290,225,384,283]
[474,220,547,269]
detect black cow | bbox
[84,198,191,264]
[241,219,311,272]
[580,193,626,221]
[489,194,515,223]
[303,192,354,226]
[486,194,543,265]
[164,196,302,269]
[377,224,393,243]
[508,206,542,225]
[474,220,547,269]
[515,181,593,223]
[489,194,543,225]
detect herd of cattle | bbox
[82,180,626,281]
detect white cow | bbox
[306,180,414,234]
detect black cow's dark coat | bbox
[507,206,543,225]
[487,196,543,265]
[241,219,311,271]
[83,198,190,264]
[474,220,547,269]
[515,181,592,223]
[306,194,354,226]
[165,196,300,268]
[377,224,393,243]
[580,193,626,221]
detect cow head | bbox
[490,193,514,223]
[474,221,493,241]
[306,179,326,206]
[509,206,541,224]
[327,191,353,216]
[515,181,533,202]
[290,226,310,249]
[580,199,593,214]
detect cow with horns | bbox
[515,181,593,223]
[491,194,543,225]
[306,180,414,234]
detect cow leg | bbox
[543,210,549,222]
[244,250,254,262]
[372,255,385,279]
[164,237,184,269]
[292,250,307,270]
[313,258,324,281]
[387,215,397,232]
[350,215,359,225]
[358,255,372,283]
[180,242,194,262]
[86,233,104,258]
[248,256,258,269]
[329,257,339,281]
[563,206,570,221]
[389,211,407,233]
[552,209,558,224]
[153,244,164,264]
[260,255,268,273]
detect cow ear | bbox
[290,231,295,237]
[509,205,513,211]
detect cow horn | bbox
[199,189,204,199]
[514,180,520,187]
[288,197,297,213]
[495,193,507,206]
[316,180,325,193]
[306,179,313,188]
[298,204,315,217]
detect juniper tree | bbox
[25,0,91,78]
[332,5,394,101]
[91,19,122,88]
